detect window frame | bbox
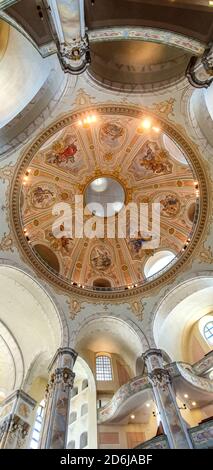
[95,354,113,382]
[203,320,213,344]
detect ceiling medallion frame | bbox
[10,104,209,300]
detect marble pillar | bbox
[142,349,193,449]
[39,347,78,449]
[0,390,36,449]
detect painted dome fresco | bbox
[11,106,206,298]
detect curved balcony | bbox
[98,375,151,424]
[98,357,213,424]
[167,362,213,394]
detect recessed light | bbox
[184,394,189,399]
[130,414,135,419]
[152,126,160,133]
[192,401,196,406]
[146,403,150,407]
[142,118,152,130]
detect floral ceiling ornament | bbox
[0,232,14,252]
[152,98,175,119]
[0,162,15,183]
[74,88,96,109]
[128,299,145,321]
[67,297,82,320]
[198,246,213,264]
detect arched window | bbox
[81,403,88,416]
[67,440,75,449]
[93,278,111,289]
[203,321,213,345]
[96,355,112,381]
[80,431,88,449]
[69,411,77,424]
[82,379,88,390]
[144,250,175,278]
[71,386,78,398]
[30,400,45,449]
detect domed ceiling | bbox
[11,106,206,298]
[89,40,191,92]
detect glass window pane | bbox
[96,355,112,381]
[204,321,213,345]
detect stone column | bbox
[39,347,77,449]
[0,390,36,449]
[142,349,193,449]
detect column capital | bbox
[0,389,37,449]
[142,348,163,361]
[48,347,78,372]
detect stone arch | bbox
[0,261,69,397]
[153,273,213,362]
[70,309,149,376]
[0,319,24,397]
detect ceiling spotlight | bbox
[142,118,152,130]
[78,114,97,127]
[192,401,196,406]
[152,126,160,133]
[130,414,135,420]
[184,394,189,399]
[146,403,150,407]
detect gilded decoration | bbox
[10,105,209,300]
[67,297,82,319]
[152,98,175,119]
[198,246,213,264]
[0,232,14,252]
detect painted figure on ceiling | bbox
[47,139,78,169]
[90,246,112,271]
[129,232,153,254]
[31,185,55,208]
[100,121,125,147]
[140,143,172,175]
[160,194,180,217]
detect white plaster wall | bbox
[204,83,213,122]
[0,26,53,128]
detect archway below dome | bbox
[93,278,111,288]
[153,276,213,363]
[0,264,62,397]
[144,250,175,279]
[88,40,192,93]
[34,244,60,274]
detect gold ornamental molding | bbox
[10,104,210,300]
